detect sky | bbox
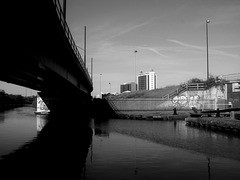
[1,0,240,96]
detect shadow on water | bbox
[207,157,211,180]
[0,113,4,124]
[94,117,110,137]
[0,112,93,179]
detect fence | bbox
[163,83,206,99]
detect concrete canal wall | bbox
[109,98,173,111]
[170,85,227,110]
[109,85,239,112]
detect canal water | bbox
[0,106,240,179]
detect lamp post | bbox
[84,26,87,66]
[134,50,138,84]
[100,74,102,97]
[91,58,93,81]
[109,83,111,94]
[206,20,210,81]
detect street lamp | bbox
[100,74,102,97]
[134,50,138,84]
[109,83,111,93]
[206,20,210,81]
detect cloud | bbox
[168,39,204,50]
[167,39,240,59]
[138,46,169,58]
[103,17,160,42]
[212,45,240,49]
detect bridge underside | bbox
[1,0,93,112]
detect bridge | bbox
[1,0,93,112]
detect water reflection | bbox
[85,119,240,180]
[1,108,240,179]
[207,157,211,180]
[0,113,4,124]
[36,114,47,133]
[0,113,93,179]
[94,118,110,137]
[106,119,240,161]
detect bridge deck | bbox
[2,0,92,97]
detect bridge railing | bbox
[52,0,92,84]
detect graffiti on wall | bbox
[172,95,200,108]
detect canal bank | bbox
[120,109,240,135]
[185,117,240,135]
[118,109,190,120]
[107,79,240,120]
[0,90,35,112]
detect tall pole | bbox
[91,58,93,81]
[63,0,66,20]
[134,50,138,84]
[84,26,87,67]
[109,83,111,93]
[100,74,102,97]
[206,20,210,81]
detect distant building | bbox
[138,72,147,90]
[226,81,240,108]
[221,73,240,108]
[120,82,137,93]
[138,70,157,91]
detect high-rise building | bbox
[138,70,157,91]
[120,82,137,93]
[138,72,147,91]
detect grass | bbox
[112,85,179,99]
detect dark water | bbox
[0,107,240,179]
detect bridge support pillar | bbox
[39,92,92,117]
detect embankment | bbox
[185,117,240,135]
[92,98,119,118]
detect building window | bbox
[232,82,240,92]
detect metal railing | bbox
[52,0,92,84]
[163,73,240,100]
[107,99,125,118]
[163,83,207,99]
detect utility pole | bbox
[206,20,210,81]
[91,57,93,81]
[100,74,102,97]
[109,83,111,93]
[84,26,87,67]
[134,50,138,84]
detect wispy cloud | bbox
[103,17,160,42]
[212,45,240,49]
[168,39,204,50]
[167,39,240,59]
[138,46,169,58]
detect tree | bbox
[187,78,204,83]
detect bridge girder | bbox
[1,0,93,100]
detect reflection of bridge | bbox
[1,0,93,112]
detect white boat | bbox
[34,94,50,115]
